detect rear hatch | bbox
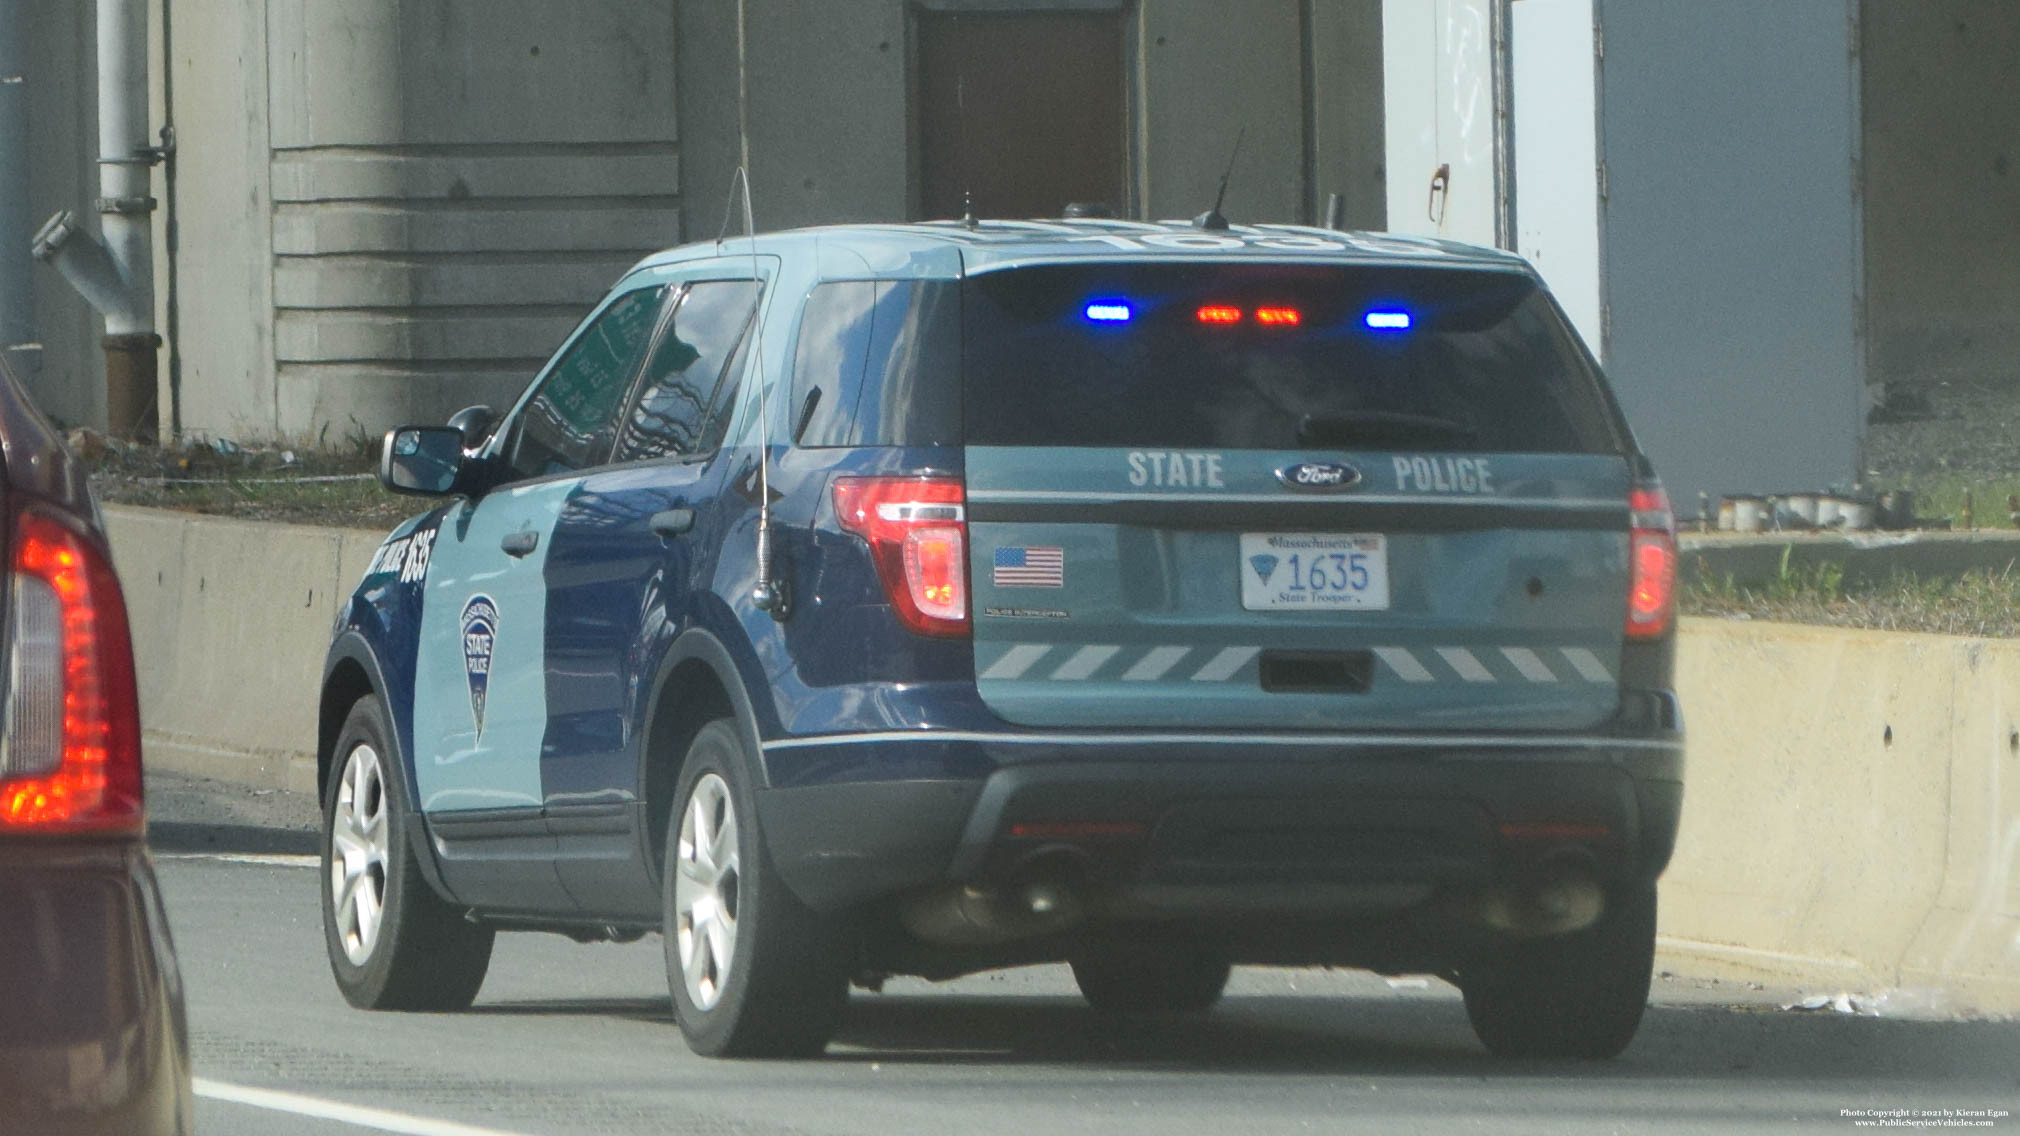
[962,260,1635,732]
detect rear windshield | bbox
[961,263,1625,453]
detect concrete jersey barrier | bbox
[100,505,2020,1014]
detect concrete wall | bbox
[1662,619,2020,1014]
[677,0,1386,238]
[1861,0,2020,390]
[257,0,680,442]
[108,506,383,793]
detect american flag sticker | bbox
[992,546,1065,588]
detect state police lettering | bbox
[1392,455,1494,494]
[366,520,440,586]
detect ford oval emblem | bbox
[1276,462,1362,492]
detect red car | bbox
[0,358,193,1134]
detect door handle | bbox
[650,508,696,538]
[500,530,539,558]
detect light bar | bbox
[1084,302,1133,323]
[1255,307,1302,326]
[1196,305,1242,324]
[1365,310,1412,330]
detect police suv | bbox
[319,218,1683,1060]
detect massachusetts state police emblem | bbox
[459,594,498,738]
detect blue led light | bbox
[1364,310,1412,330]
[1084,302,1134,323]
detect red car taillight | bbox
[0,506,143,833]
[1625,485,1677,640]
[832,476,969,638]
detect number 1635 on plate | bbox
[1239,533,1390,611]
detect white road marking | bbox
[1436,647,1497,684]
[1499,647,1560,683]
[1373,647,1435,683]
[194,1078,529,1136]
[1560,647,1615,683]
[1190,646,1260,682]
[979,643,1050,680]
[1121,645,1191,681]
[1050,644,1120,681]
[158,852,320,868]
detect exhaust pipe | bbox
[1471,855,1607,938]
[900,852,1088,947]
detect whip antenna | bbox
[723,166,784,617]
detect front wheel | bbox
[320,695,494,1010]
[664,720,848,1057]
[1459,883,1657,1059]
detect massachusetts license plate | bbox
[1239,533,1390,611]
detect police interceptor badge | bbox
[459,594,498,738]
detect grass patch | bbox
[1683,548,2020,637]
[85,441,416,530]
[1865,473,2020,530]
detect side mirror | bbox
[380,426,465,496]
[446,404,497,451]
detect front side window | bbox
[614,280,761,463]
[506,286,664,479]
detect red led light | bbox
[1255,307,1302,326]
[1195,305,1242,324]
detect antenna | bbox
[956,52,977,228]
[719,167,784,616]
[1193,126,1246,231]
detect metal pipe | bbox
[0,0,40,385]
[95,0,151,338]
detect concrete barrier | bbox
[106,505,384,795]
[99,505,2020,1013]
[1659,619,2020,1014]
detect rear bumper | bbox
[0,840,193,1136]
[756,730,1683,915]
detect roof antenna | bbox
[1193,126,1246,231]
[956,64,978,228]
[724,0,784,617]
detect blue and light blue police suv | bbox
[317,218,1683,1059]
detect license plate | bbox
[1239,533,1390,611]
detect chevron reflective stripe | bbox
[1436,647,1497,684]
[1499,646,1559,683]
[1190,646,1261,682]
[1121,645,1191,681]
[1559,647,1615,683]
[1050,644,1120,680]
[1373,646,1435,683]
[979,643,1051,680]
[976,643,1618,685]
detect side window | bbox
[614,280,761,463]
[790,280,960,448]
[507,286,664,479]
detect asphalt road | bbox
[152,847,2020,1136]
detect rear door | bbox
[962,260,1634,732]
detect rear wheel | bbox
[665,719,848,1057]
[320,695,494,1010]
[1071,939,1232,1015]
[1460,883,1657,1059]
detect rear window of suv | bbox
[960,263,1626,454]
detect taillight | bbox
[832,476,969,638]
[1626,485,1677,639]
[0,506,142,833]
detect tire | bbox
[664,719,848,1058]
[1071,939,1232,1015]
[1460,883,1657,1059]
[320,695,494,1011]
